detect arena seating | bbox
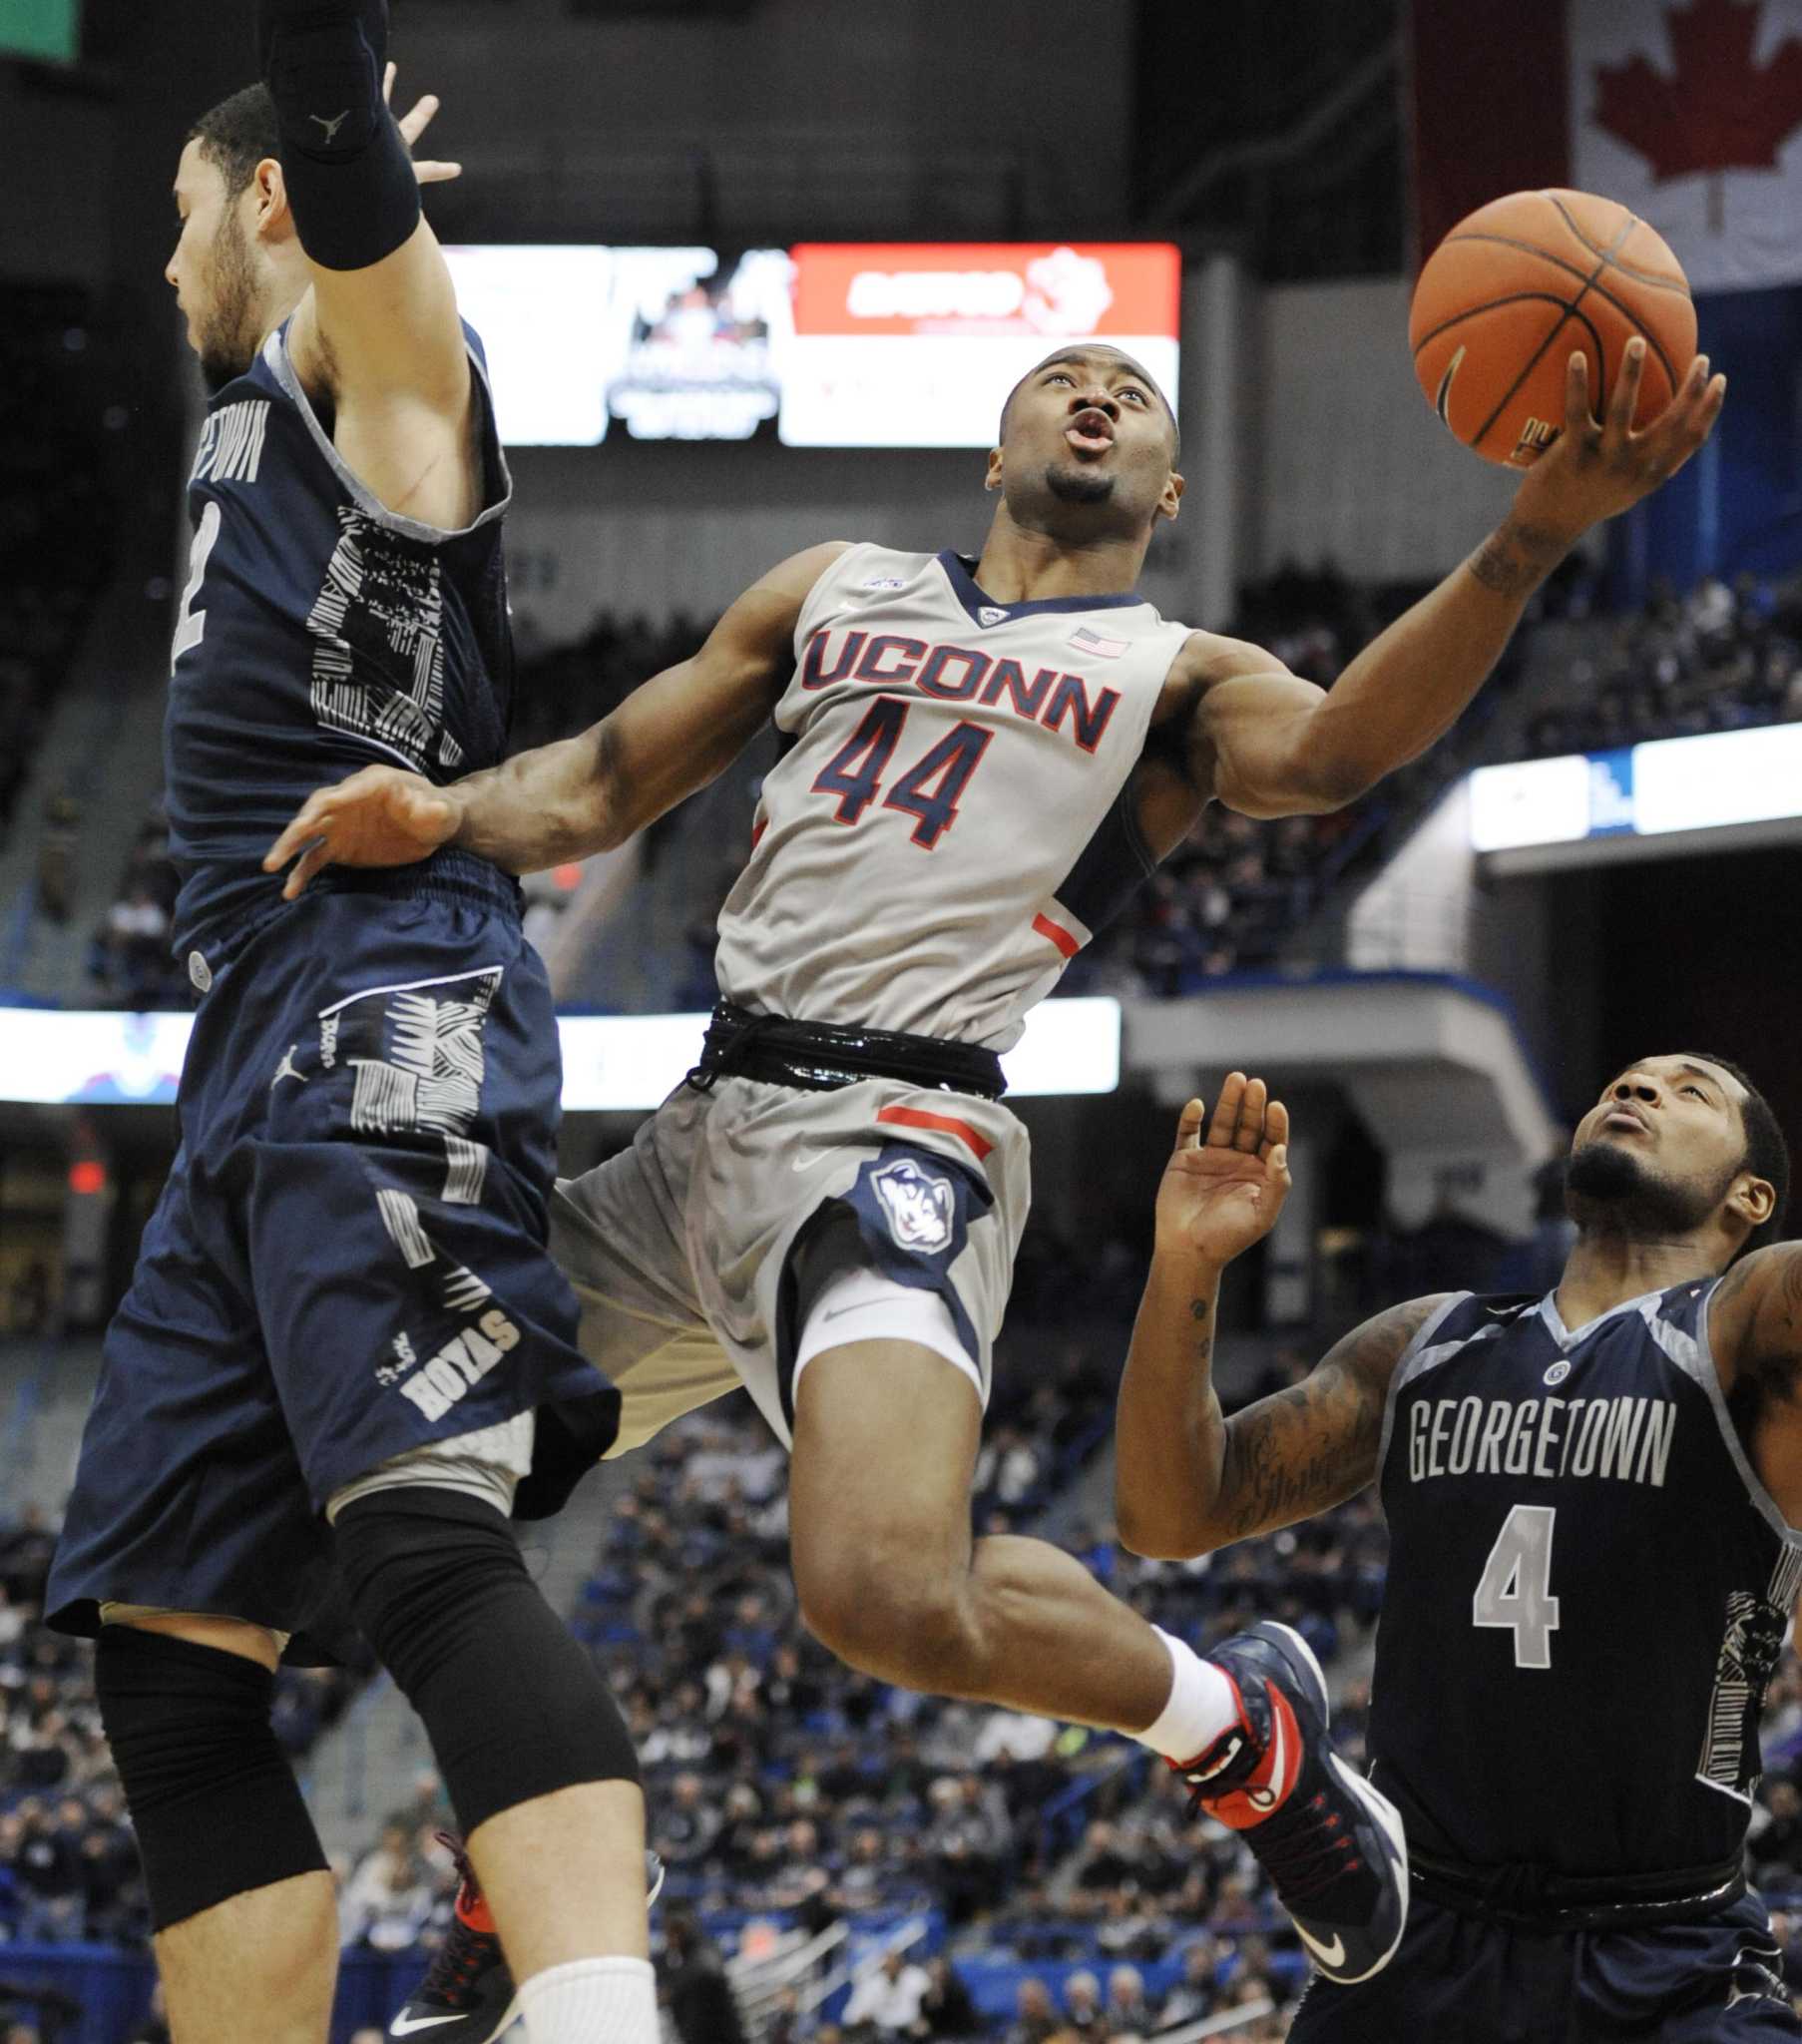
[0,286,119,861]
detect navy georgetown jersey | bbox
[1369,1281,1802,1879]
[165,319,513,961]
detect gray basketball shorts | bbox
[549,1074,1030,1452]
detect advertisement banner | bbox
[444,243,1179,449]
[780,242,1180,447]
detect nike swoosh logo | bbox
[1435,344,1466,426]
[1296,1924,1346,1971]
[791,1150,826,1173]
[821,1299,888,1322]
[1247,1708,1287,1812]
[390,2017,465,2036]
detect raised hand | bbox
[1511,341,1726,541]
[1154,1074,1293,1268]
[384,62,462,186]
[263,764,461,900]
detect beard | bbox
[196,215,262,394]
[1564,1139,1732,1240]
[1044,462,1118,505]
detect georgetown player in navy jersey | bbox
[43,11,658,2044]
[1119,1062,1802,2039]
[270,282,1725,2015]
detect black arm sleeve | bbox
[258,0,421,272]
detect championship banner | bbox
[1411,0,1802,292]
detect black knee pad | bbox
[95,1627,327,1931]
[334,1487,640,1836]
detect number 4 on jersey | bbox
[1473,1503,1561,1670]
[812,701,994,850]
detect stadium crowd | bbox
[1,286,117,875]
[1518,569,1802,762]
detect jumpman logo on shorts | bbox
[271,1044,307,1088]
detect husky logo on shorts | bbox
[870,1158,956,1255]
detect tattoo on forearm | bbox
[1468,519,1573,601]
[1215,1294,1446,1539]
[1188,1297,1213,1366]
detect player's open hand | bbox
[385,63,462,186]
[263,765,461,900]
[1512,342,1726,540]
[1154,1074,1292,1268]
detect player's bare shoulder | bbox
[1707,1243,1802,1388]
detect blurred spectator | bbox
[663,1910,746,2044]
[339,1820,436,1952]
[842,1947,932,2035]
[914,1955,980,2038]
[1059,1968,1105,2037]
[1004,1977,1060,2044]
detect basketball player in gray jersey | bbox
[272,334,1723,2006]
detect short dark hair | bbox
[1678,1052,1791,1258]
[998,347,1180,461]
[188,84,281,203]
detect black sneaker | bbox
[1171,1622,1407,1985]
[388,1834,666,2042]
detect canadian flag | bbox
[1412,0,1802,291]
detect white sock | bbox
[519,1955,659,2043]
[1134,1628,1242,1763]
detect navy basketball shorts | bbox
[1287,1888,1800,2042]
[48,871,617,1662]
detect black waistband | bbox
[686,1000,1007,1101]
[1409,1847,1745,1932]
[185,848,520,982]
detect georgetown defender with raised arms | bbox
[44,12,659,2044]
[1120,1059,1802,2041]
[272,327,1723,2016]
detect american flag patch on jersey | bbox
[1068,625,1128,659]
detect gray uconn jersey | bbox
[712,545,1193,1048]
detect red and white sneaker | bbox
[1172,1622,1408,1985]
[388,1834,666,2042]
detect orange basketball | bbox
[1410,189,1697,469]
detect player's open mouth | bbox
[1066,411,1115,457]
[1601,1110,1648,1135]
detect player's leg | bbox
[1593,1890,1802,2041]
[48,1147,346,2043]
[329,1467,657,2044]
[782,1208,1222,1729]
[784,1228,1406,1983]
[94,1613,336,2044]
[789,1337,1176,1721]
[252,913,687,2041]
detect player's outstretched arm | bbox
[259,2,476,524]
[264,543,848,894]
[1115,1080,1447,1557]
[1183,342,1728,819]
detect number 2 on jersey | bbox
[811,700,993,849]
[171,500,222,673]
[1473,1503,1560,1669]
